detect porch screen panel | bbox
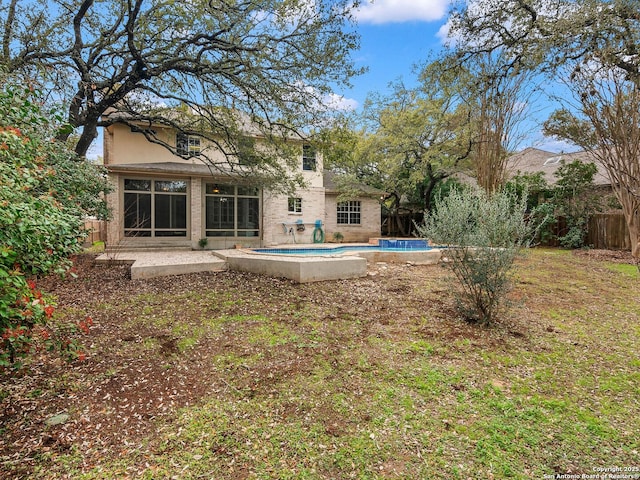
[237,197,260,236]
[206,196,235,236]
[205,183,260,237]
[154,180,187,237]
[123,178,188,238]
[124,179,152,237]
[154,194,187,236]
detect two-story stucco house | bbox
[103,116,382,250]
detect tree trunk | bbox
[615,186,640,258]
[394,212,408,237]
[422,174,447,213]
[74,119,99,158]
[628,210,640,258]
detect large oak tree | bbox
[1,0,362,190]
[323,62,474,236]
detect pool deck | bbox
[96,243,442,282]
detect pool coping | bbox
[240,243,443,265]
[215,245,443,282]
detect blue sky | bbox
[342,1,448,104]
[336,0,573,153]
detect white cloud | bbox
[436,20,451,44]
[532,134,580,154]
[324,93,359,112]
[355,0,448,24]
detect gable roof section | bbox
[507,147,611,186]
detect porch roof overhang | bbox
[106,162,227,177]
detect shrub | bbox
[0,82,108,368]
[417,188,533,325]
[552,160,601,248]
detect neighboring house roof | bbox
[507,147,611,186]
[323,171,386,197]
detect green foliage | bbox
[544,109,599,150]
[448,0,640,257]
[428,177,469,209]
[505,161,602,248]
[321,64,475,235]
[361,78,473,213]
[504,172,550,210]
[504,172,556,244]
[552,160,601,248]
[418,188,533,324]
[0,83,106,368]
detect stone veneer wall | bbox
[105,175,381,249]
[324,194,381,243]
[262,188,326,246]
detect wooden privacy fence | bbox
[83,219,106,246]
[539,213,631,250]
[587,213,632,251]
[385,211,632,251]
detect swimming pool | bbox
[216,239,443,283]
[252,239,432,256]
[252,245,433,255]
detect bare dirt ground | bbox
[572,248,637,264]
[0,248,636,478]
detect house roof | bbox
[103,107,306,142]
[322,171,386,197]
[506,147,611,186]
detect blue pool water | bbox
[378,239,428,249]
[253,239,432,256]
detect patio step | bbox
[96,251,227,279]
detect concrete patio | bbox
[95,250,228,280]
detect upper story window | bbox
[176,132,201,156]
[302,144,316,171]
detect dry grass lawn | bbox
[1,248,638,479]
